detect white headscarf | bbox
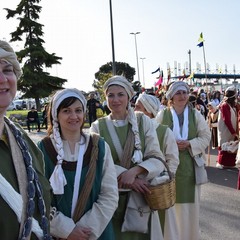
[136,93,161,117]
[49,88,87,194]
[0,40,22,80]
[104,75,143,164]
[166,81,190,100]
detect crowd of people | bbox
[1,40,240,240]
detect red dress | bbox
[217,103,237,167]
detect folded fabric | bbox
[150,174,170,186]
[221,141,239,153]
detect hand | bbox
[67,226,91,240]
[233,133,239,141]
[118,169,136,189]
[177,140,190,151]
[131,178,151,194]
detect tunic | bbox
[156,107,211,240]
[38,134,118,240]
[0,126,51,239]
[90,114,165,240]
[154,121,179,240]
[217,102,237,166]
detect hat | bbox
[136,93,161,117]
[0,40,22,79]
[49,88,87,194]
[166,81,190,100]
[225,86,236,99]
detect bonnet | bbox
[166,81,190,100]
[0,40,22,79]
[136,93,161,117]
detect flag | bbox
[151,67,160,74]
[154,70,163,86]
[188,72,194,79]
[197,32,204,47]
[179,69,186,81]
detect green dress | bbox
[98,118,150,240]
[161,107,197,203]
[0,127,51,239]
[38,136,115,240]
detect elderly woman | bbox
[90,75,165,240]
[38,88,118,239]
[217,86,239,168]
[135,93,179,240]
[156,81,211,240]
[0,41,52,239]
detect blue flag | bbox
[197,32,204,47]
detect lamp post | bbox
[188,49,191,74]
[130,32,140,82]
[140,57,146,87]
[109,0,116,75]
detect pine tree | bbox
[4,0,67,110]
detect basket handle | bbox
[142,155,174,180]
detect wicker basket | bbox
[144,156,176,210]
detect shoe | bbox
[28,130,31,133]
[216,162,223,169]
[37,129,40,132]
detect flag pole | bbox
[198,33,211,164]
[202,43,211,166]
[202,43,209,94]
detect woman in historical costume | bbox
[217,86,239,168]
[156,81,211,240]
[38,88,118,239]
[134,93,180,240]
[0,40,52,239]
[207,101,219,149]
[90,75,166,240]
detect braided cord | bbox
[4,117,51,240]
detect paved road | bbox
[28,130,240,240]
[200,147,240,240]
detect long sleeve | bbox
[162,127,179,174]
[138,115,166,180]
[90,116,166,179]
[188,110,211,157]
[50,142,118,239]
[76,142,118,239]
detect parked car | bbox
[7,102,16,111]
[13,100,27,110]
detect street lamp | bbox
[188,49,191,74]
[109,0,116,75]
[140,57,146,87]
[130,32,140,82]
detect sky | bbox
[1,0,240,92]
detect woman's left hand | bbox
[131,178,151,194]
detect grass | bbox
[6,110,29,118]
[6,109,91,128]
